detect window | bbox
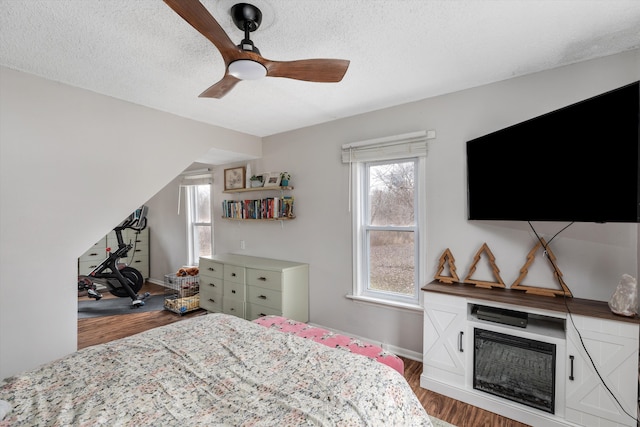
[364,159,418,300]
[342,131,428,308]
[186,184,212,265]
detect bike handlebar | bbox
[116,206,148,232]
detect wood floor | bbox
[78,282,529,427]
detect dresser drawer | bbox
[79,246,106,263]
[78,259,101,275]
[126,229,148,246]
[199,278,222,313]
[223,298,245,318]
[246,269,282,291]
[246,303,281,321]
[200,292,223,313]
[224,265,245,283]
[246,286,282,311]
[224,281,245,300]
[199,258,224,279]
[127,246,149,259]
[124,244,147,269]
[200,276,223,296]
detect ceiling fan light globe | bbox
[228,60,267,80]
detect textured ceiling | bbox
[1,0,640,141]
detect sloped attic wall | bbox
[0,67,261,378]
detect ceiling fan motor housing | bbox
[231,3,262,32]
[231,3,263,54]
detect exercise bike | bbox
[78,206,150,308]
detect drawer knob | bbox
[208,298,216,303]
[231,290,236,294]
[259,313,266,317]
[90,253,98,256]
[208,283,216,287]
[231,273,236,277]
[258,295,267,300]
[258,277,267,281]
[208,267,215,271]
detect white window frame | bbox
[185,183,212,266]
[343,131,429,311]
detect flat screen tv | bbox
[466,81,639,223]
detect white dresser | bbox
[78,228,150,279]
[199,254,309,322]
[78,236,108,276]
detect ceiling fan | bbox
[163,0,350,98]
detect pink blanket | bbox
[253,315,404,375]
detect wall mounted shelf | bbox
[223,186,294,194]
[221,216,296,221]
[222,185,295,221]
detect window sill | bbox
[346,294,423,313]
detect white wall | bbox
[2,50,637,378]
[0,67,261,378]
[213,50,640,358]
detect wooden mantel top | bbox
[422,280,640,325]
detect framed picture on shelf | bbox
[224,166,245,190]
[263,172,282,187]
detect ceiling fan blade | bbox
[199,74,241,99]
[264,59,350,82]
[163,0,238,59]
[164,1,350,98]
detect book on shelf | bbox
[222,196,294,219]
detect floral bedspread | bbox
[253,315,405,375]
[0,313,432,426]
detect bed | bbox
[0,313,432,426]
[252,315,405,375]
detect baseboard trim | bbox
[307,322,422,362]
[147,278,164,287]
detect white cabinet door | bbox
[565,315,638,427]
[423,292,468,387]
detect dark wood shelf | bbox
[422,280,640,324]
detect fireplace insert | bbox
[473,328,556,413]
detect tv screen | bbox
[466,81,640,223]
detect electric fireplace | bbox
[473,328,556,414]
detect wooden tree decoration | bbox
[463,243,506,289]
[434,248,459,284]
[511,238,573,297]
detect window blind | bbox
[341,130,430,163]
[179,168,212,186]
[341,130,433,212]
[178,168,212,214]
